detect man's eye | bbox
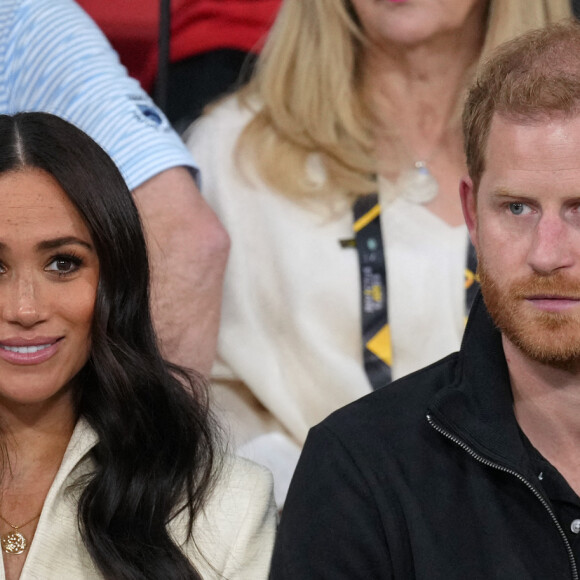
[509,202,529,215]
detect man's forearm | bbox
[133,166,230,375]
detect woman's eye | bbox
[509,202,530,216]
[45,257,81,274]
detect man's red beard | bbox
[478,256,580,368]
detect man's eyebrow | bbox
[491,187,524,198]
[35,236,94,251]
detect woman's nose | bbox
[2,272,45,328]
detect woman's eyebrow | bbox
[35,237,94,251]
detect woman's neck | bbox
[0,393,76,488]
[0,408,74,580]
[361,21,485,227]
[363,22,485,156]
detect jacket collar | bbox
[428,292,532,475]
[48,417,98,494]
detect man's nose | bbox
[527,214,575,275]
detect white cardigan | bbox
[187,97,468,506]
[9,418,276,579]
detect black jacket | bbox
[270,293,580,579]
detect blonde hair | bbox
[234,0,571,201]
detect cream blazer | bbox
[5,419,276,579]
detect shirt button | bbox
[571,520,580,534]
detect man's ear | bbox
[460,176,478,250]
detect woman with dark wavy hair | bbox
[0,112,275,580]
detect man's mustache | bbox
[509,274,580,300]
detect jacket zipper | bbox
[426,413,578,580]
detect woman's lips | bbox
[0,338,62,365]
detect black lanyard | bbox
[352,193,479,390]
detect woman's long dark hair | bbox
[0,112,219,578]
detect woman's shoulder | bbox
[214,453,275,506]
[185,94,259,150]
[185,94,277,212]
[181,455,277,579]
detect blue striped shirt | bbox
[0,0,197,190]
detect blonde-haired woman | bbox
[186,0,571,508]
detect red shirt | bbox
[78,0,281,89]
[171,0,281,60]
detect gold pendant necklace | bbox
[0,511,41,555]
